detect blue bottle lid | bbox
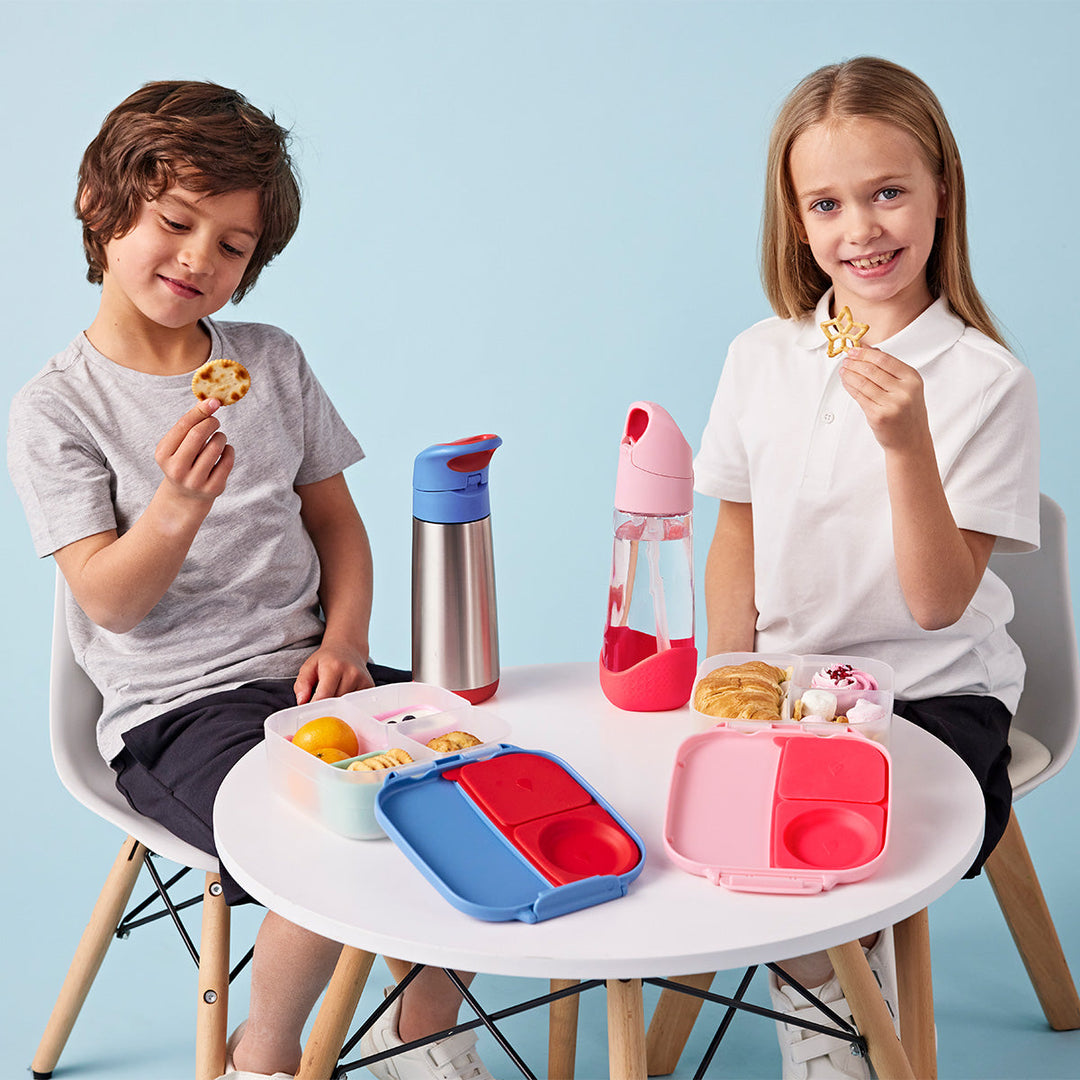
[413,434,502,523]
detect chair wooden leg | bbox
[893,908,936,1079]
[829,941,914,1080]
[607,978,647,1080]
[644,972,715,1076]
[297,946,376,1080]
[195,872,231,1080]
[32,837,147,1079]
[548,978,579,1079]
[984,807,1080,1030]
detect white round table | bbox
[214,662,984,1078]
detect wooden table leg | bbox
[894,908,936,1079]
[607,978,647,1080]
[549,978,580,1079]
[297,946,376,1080]
[644,972,715,1076]
[828,941,914,1080]
[195,872,231,1080]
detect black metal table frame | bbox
[333,962,867,1079]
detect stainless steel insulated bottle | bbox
[411,434,502,703]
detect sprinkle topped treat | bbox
[811,663,878,692]
[820,306,870,358]
[191,357,251,406]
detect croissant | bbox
[693,661,788,720]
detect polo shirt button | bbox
[822,411,835,424]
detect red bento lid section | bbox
[455,752,592,827]
[772,801,887,872]
[512,803,642,886]
[775,734,888,804]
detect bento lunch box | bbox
[664,723,891,894]
[375,745,646,922]
[691,652,895,744]
[264,682,510,839]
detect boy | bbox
[8,81,491,1080]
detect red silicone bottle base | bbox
[598,644,697,712]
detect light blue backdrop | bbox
[3,3,1078,1078]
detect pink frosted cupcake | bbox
[810,663,878,713]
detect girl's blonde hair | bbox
[761,56,1004,346]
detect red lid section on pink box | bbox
[775,735,888,804]
[773,801,887,871]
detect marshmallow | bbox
[799,689,837,721]
[846,697,887,725]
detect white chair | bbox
[983,492,1080,1031]
[32,573,233,1080]
[644,492,1080,1076]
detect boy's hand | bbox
[839,346,931,454]
[294,641,375,704]
[154,397,234,504]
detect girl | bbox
[694,57,1039,1079]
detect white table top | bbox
[214,662,984,981]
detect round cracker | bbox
[191,357,251,406]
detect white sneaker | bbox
[768,932,898,1080]
[359,987,495,1080]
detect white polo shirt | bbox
[694,292,1040,712]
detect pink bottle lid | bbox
[614,402,693,515]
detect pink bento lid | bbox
[663,724,891,894]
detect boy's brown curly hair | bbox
[76,80,301,303]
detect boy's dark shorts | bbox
[894,694,1012,878]
[110,665,410,906]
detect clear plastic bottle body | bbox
[603,509,694,673]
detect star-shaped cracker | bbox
[820,306,870,358]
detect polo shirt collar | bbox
[796,288,966,368]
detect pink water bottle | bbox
[599,402,698,711]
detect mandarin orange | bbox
[292,715,360,759]
[314,747,352,764]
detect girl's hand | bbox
[294,640,374,704]
[154,397,234,504]
[839,346,931,453]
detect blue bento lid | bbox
[374,745,645,923]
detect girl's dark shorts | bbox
[110,665,410,906]
[894,694,1012,878]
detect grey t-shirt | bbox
[8,319,364,761]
